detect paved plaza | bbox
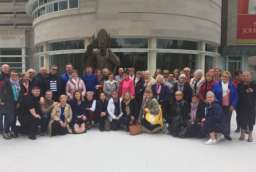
[0,117,255,172]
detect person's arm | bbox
[66,105,73,124]
[88,100,96,112]
[81,79,86,97]
[66,81,72,99]
[29,108,41,119]
[130,80,135,97]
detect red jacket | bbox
[119,78,135,97]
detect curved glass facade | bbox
[30,0,79,19]
[36,38,219,73]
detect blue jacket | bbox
[151,84,171,103]
[213,81,238,108]
[59,72,70,94]
[82,74,98,92]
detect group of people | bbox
[0,63,255,145]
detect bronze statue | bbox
[85,29,120,72]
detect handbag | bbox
[129,123,142,135]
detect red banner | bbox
[237,0,256,44]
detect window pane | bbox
[206,44,217,52]
[48,40,85,51]
[69,0,79,8]
[115,52,147,71]
[157,39,197,50]
[54,3,58,11]
[157,53,196,70]
[0,57,22,62]
[59,0,68,10]
[205,56,214,72]
[111,38,148,48]
[0,48,22,55]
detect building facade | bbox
[26,0,222,73]
[222,0,256,76]
[0,0,33,72]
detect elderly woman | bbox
[118,70,135,98]
[66,70,86,100]
[49,95,73,136]
[203,91,229,145]
[140,88,163,133]
[190,69,204,96]
[121,92,137,129]
[199,72,215,101]
[173,74,193,104]
[213,71,237,140]
[168,91,190,138]
[103,73,119,99]
[144,70,156,88]
[237,72,256,142]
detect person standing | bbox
[103,73,119,99]
[82,66,99,92]
[47,65,61,101]
[237,72,256,142]
[213,71,238,140]
[60,63,73,95]
[0,70,20,139]
[118,70,135,98]
[31,67,48,96]
[66,70,86,100]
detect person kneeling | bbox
[96,92,110,131]
[49,95,73,136]
[140,88,163,133]
[203,91,230,145]
[107,91,125,130]
[69,91,87,134]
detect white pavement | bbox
[0,117,255,172]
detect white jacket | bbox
[107,98,123,121]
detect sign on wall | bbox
[237,0,256,44]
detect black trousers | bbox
[51,121,68,136]
[223,106,232,136]
[27,115,41,137]
[99,116,107,131]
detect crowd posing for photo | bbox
[0,63,255,145]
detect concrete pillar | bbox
[196,41,206,71]
[148,38,157,74]
[21,47,26,72]
[43,42,49,69]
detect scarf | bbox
[10,79,20,101]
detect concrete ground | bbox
[0,117,255,172]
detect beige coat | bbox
[48,103,73,136]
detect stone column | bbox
[196,41,206,71]
[148,38,157,74]
[43,42,49,69]
[21,47,26,72]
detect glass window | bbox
[69,0,79,8]
[157,39,198,50]
[115,52,147,71]
[48,40,85,51]
[206,44,217,52]
[49,53,86,74]
[59,0,68,10]
[205,56,214,72]
[54,2,59,11]
[157,53,196,70]
[0,57,22,63]
[0,48,22,55]
[111,38,148,48]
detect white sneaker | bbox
[205,139,217,145]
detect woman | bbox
[203,91,229,145]
[199,72,215,101]
[85,91,97,127]
[168,91,190,138]
[190,69,204,96]
[134,71,145,114]
[213,71,237,140]
[173,74,193,104]
[118,70,135,98]
[107,91,124,130]
[144,70,156,88]
[237,72,256,142]
[103,73,118,98]
[186,95,205,138]
[66,70,86,100]
[121,92,137,130]
[0,70,21,139]
[69,91,87,134]
[49,95,73,136]
[96,92,110,131]
[140,88,163,133]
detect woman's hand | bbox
[144,108,149,113]
[100,112,106,117]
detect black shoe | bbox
[225,135,232,141]
[235,128,240,133]
[28,135,37,140]
[3,133,12,140]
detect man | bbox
[82,66,99,92]
[151,74,171,122]
[22,86,42,140]
[0,64,10,133]
[47,65,61,101]
[31,67,48,96]
[40,90,57,134]
[60,64,73,95]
